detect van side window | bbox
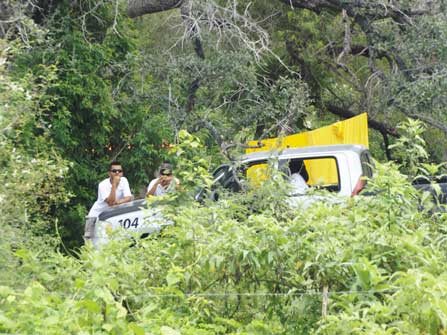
[225,156,341,193]
[301,157,340,192]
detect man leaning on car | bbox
[84,161,133,241]
[88,161,133,217]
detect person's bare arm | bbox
[115,196,132,205]
[146,178,161,196]
[106,176,120,205]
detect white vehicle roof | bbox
[240,144,368,162]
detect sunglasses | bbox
[160,169,172,176]
[110,169,123,173]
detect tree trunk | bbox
[127,0,183,18]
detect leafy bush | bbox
[0,39,70,286]
[1,160,447,334]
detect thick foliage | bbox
[6,1,179,248]
[1,161,447,334]
[0,39,70,285]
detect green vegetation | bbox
[1,0,447,333]
[2,159,447,334]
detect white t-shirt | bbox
[147,177,179,196]
[289,173,309,195]
[88,177,132,217]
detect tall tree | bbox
[126,0,447,160]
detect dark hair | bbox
[289,159,309,182]
[159,163,173,175]
[109,161,122,170]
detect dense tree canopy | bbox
[127,0,447,159]
[1,0,447,333]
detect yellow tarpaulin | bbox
[246,113,368,186]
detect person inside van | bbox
[289,159,309,195]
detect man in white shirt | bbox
[289,159,309,195]
[146,163,180,197]
[88,161,133,217]
[290,172,309,194]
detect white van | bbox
[85,144,374,247]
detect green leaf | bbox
[161,326,181,335]
[129,322,145,335]
[0,286,14,297]
[166,272,181,286]
[0,312,16,328]
[77,300,102,313]
[103,323,114,332]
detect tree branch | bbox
[336,9,351,66]
[326,104,398,137]
[185,78,200,113]
[381,131,392,161]
[279,0,440,24]
[127,0,183,18]
[403,112,447,135]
